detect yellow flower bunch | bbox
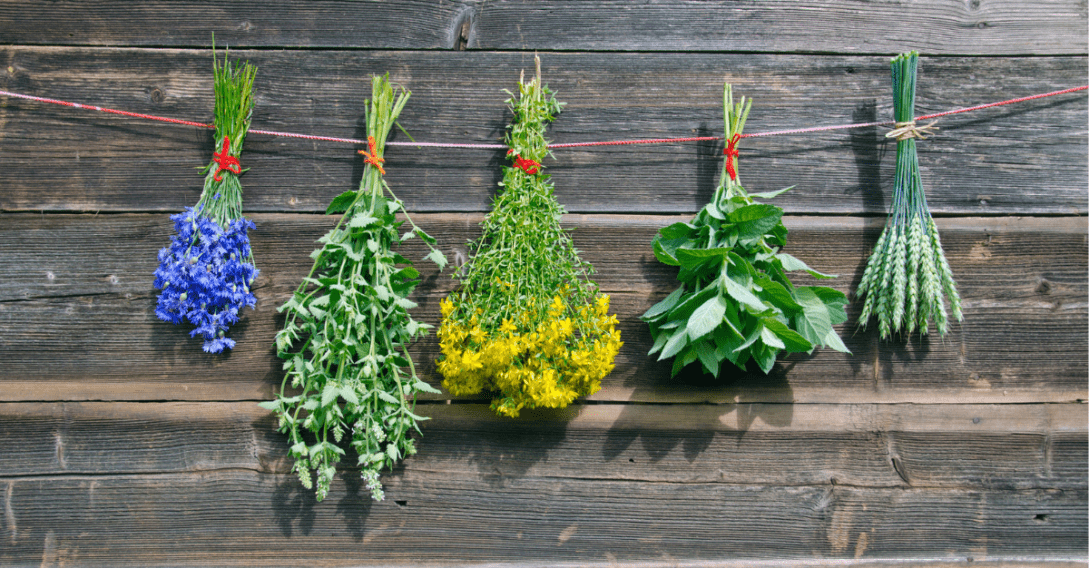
[437,59,622,417]
[439,294,622,417]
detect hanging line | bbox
[0,85,1085,150]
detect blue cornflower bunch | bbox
[154,206,258,353]
[154,49,258,353]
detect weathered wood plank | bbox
[1,48,1085,215]
[0,0,1084,56]
[0,470,1084,566]
[0,0,474,50]
[1,402,1084,493]
[0,213,1084,403]
[470,0,1089,55]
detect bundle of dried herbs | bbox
[261,75,446,502]
[153,50,258,353]
[437,60,622,418]
[643,84,849,377]
[856,51,962,338]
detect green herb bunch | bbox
[195,48,257,226]
[642,84,850,377]
[856,52,962,338]
[260,75,447,502]
[437,60,623,417]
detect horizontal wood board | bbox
[0,0,1084,55]
[2,2,1086,566]
[0,213,1084,403]
[0,402,1085,565]
[0,49,1085,215]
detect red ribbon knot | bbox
[212,136,242,181]
[507,150,540,175]
[723,133,741,181]
[358,135,386,175]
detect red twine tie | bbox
[723,133,741,181]
[211,136,242,181]
[358,135,386,175]
[507,150,541,175]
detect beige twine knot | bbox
[885,120,939,141]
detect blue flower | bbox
[154,208,258,353]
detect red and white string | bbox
[0,85,1084,150]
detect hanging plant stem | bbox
[856,51,962,339]
[261,75,447,502]
[642,84,850,377]
[437,58,623,418]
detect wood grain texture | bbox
[0,213,1084,403]
[0,471,1084,566]
[1,49,1085,215]
[1,402,1084,490]
[0,0,1084,55]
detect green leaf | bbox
[713,323,745,359]
[647,330,670,356]
[687,295,727,341]
[325,191,358,215]
[694,340,720,378]
[339,387,360,405]
[257,400,280,411]
[377,390,401,404]
[720,271,767,313]
[810,286,850,325]
[675,247,731,269]
[754,276,802,314]
[733,322,762,354]
[760,324,786,350]
[349,215,379,229]
[396,297,418,310]
[321,383,338,407]
[776,253,836,279]
[793,287,851,353]
[748,185,794,200]
[727,203,783,239]
[426,249,448,271]
[752,343,778,374]
[642,286,685,321]
[667,284,717,322]
[414,378,442,394]
[658,221,696,240]
[652,237,680,266]
[659,329,689,360]
[762,318,814,353]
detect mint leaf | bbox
[325,190,358,215]
[748,185,794,200]
[642,286,685,321]
[426,249,448,272]
[721,271,767,313]
[762,318,814,353]
[777,252,836,279]
[659,329,689,360]
[793,287,851,353]
[728,203,783,239]
[687,295,727,341]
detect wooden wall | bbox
[1,2,1086,566]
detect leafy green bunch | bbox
[437,60,622,417]
[856,52,962,338]
[261,75,447,502]
[643,84,850,377]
